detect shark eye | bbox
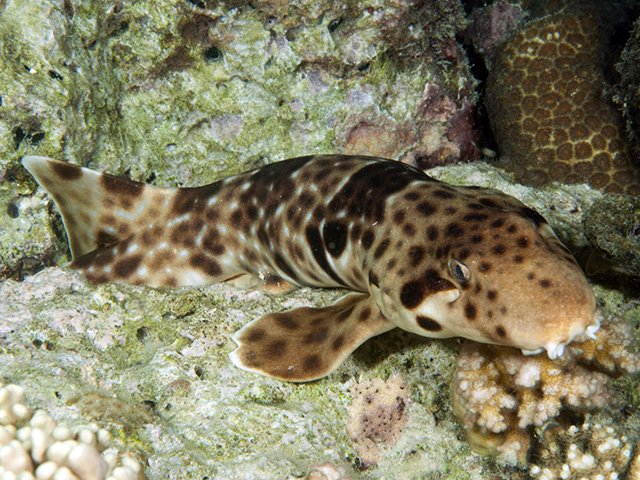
[449,259,470,282]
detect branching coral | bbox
[0,383,141,480]
[451,311,639,465]
[530,420,640,480]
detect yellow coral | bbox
[486,11,640,195]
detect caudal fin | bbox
[22,156,173,258]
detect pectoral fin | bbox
[229,293,394,382]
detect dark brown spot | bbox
[400,281,426,309]
[52,161,82,180]
[446,223,464,238]
[373,239,390,259]
[114,254,143,278]
[424,269,454,293]
[393,211,406,224]
[190,254,222,277]
[313,205,325,221]
[266,340,286,357]
[479,262,492,273]
[487,290,497,300]
[336,305,355,323]
[457,249,470,260]
[490,218,505,228]
[445,207,457,215]
[101,174,144,198]
[96,230,119,247]
[303,354,322,374]
[427,225,439,241]
[463,213,489,222]
[495,326,507,338]
[433,189,455,199]
[517,237,530,248]
[464,303,477,321]
[492,244,507,255]
[408,246,426,266]
[231,209,243,224]
[527,272,536,280]
[404,192,420,201]
[332,335,345,351]
[417,201,437,216]
[513,255,524,263]
[361,230,375,249]
[507,225,517,233]
[470,234,483,244]
[479,198,499,208]
[274,315,299,330]
[245,328,266,342]
[323,221,348,258]
[539,279,551,288]
[416,316,442,332]
[403,223,416,236]
[305,328,329,344]
[358,307,372,322]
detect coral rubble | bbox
[452,312,640,465]
[486,11,640,195]
[0,383,141,480]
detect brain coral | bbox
[486,11,640,195]
[451,311,640,465]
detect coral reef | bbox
[464,1,528,55]
[346,375,409,468]
[614,18,640,150]
[451,311,640,465]
[530,419,640,480]
[0,383,141,480]
[486,10,640,195]
[582,194,640,279]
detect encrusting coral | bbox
[346,375,409,468]
[0,382,141,480]
[451,311,640,466]
[486,10,640,195]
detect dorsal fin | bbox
[22,156,174,258]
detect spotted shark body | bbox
[22,155,598,381]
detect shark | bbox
[22,155,598,381]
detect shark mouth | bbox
[521,315,601,359]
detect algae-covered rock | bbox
[583,194,640,279]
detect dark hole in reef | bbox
[31,132,45,145]
[7,201,19,219]
[48,70,64,80]
[194,365,205,378]
[204,46,222,61]
[136,326,150,341]
[187,0,206,8]
[328,17,342,32]
[13,126,26,149]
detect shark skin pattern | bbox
[22,155,598,381]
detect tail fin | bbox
[22,156,173,258]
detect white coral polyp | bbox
[0,383,141,480]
